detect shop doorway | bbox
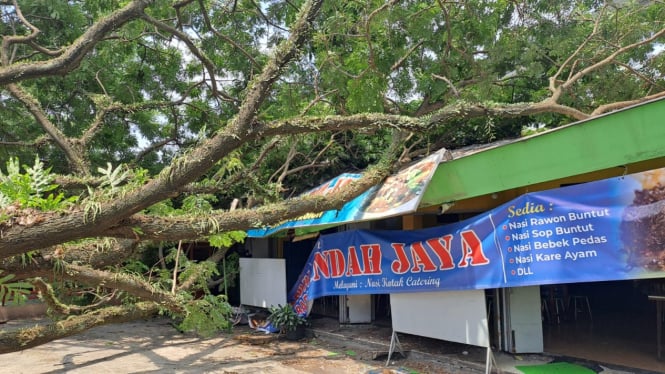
[542,279,665,372]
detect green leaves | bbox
[268,303,307,333]
[97,163,130,191]
[181,194,217,214]
[209,231,247,249]
[0,157,53,206]
[177,294,233,337]
[0,156,76,212]
[346,73,386,113]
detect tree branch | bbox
[364,0,402,71]
[140,13,231,102]
[548,7,604,101]
[0,0,325,257]
[0,302,159,354]
[6,84,89,175]
[1,0,42,65]
[64,263,185,314]
[1,239,140,281]
[0,0,151,85]
[32,278,117,315]
[177,247,228,292]
[591,91,665,116]
[558,25,665,96]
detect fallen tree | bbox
[1,0,665,352]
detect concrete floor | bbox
[310,302,665,374]
[543,309,665,373]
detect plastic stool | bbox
[569,295,592,321]
[541,298,551,322]
[553,297,566,324]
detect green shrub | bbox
[267,304,306,333]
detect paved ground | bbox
[0,317,488,374]
[0,315,655,373]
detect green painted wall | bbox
[420,98,665,206]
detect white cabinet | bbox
[503,286,543,353]
[339,294,372,323]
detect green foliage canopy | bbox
[0,0,664,349]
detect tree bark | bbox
[0,0,151,85]
[0,302,159,354]
[0,149,387,258]
[0,0,325,259]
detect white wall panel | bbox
[239,258,287,308]
[390,290,490,348]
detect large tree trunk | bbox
[0,0,326,259]
[0,302,159,354]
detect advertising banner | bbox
[289,167,665,315]
[247,152,443,237]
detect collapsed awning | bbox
[247,151,445,238]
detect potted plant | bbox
[267,304,307,340]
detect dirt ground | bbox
[0,317,486,374]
